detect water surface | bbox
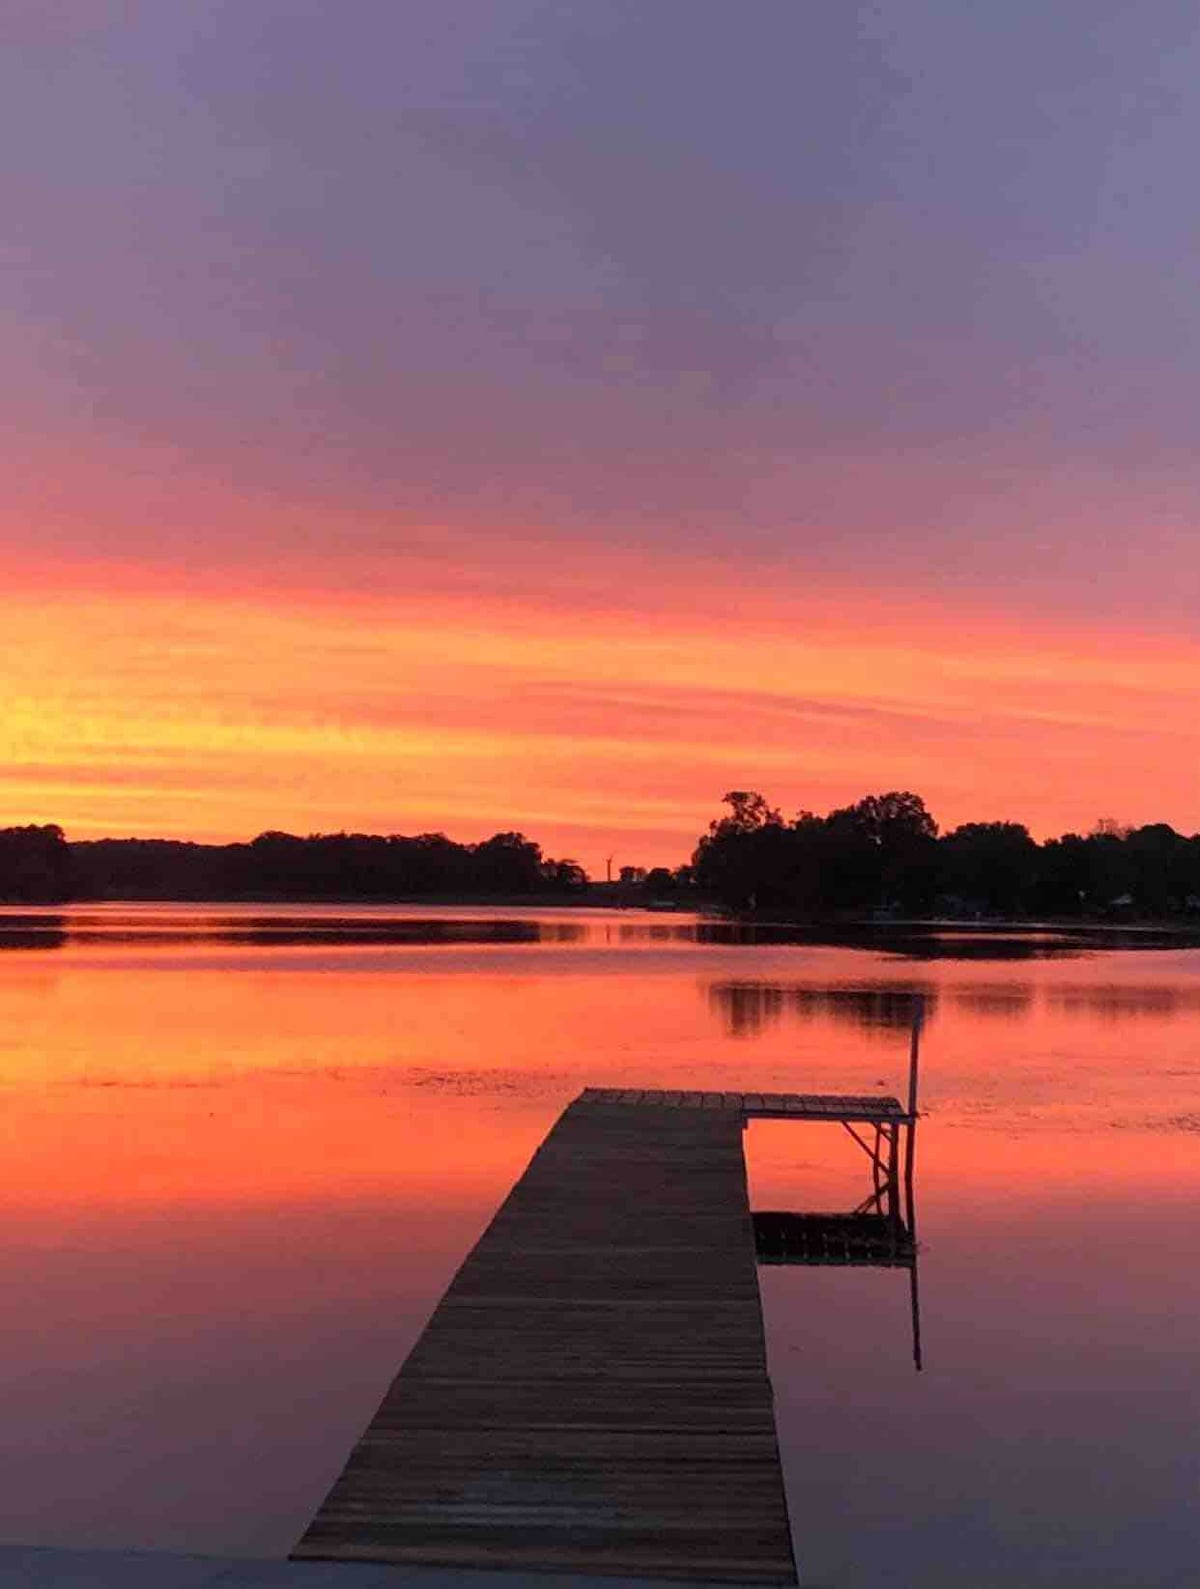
[2,904,1197,1586]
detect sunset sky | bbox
[5,1,1199,869]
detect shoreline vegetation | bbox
[2,788,1200,923]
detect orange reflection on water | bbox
[2,909,1200,1577]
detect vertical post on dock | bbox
[903,994,922,1198]
[906,993,923,1121]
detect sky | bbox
[4,0,1199,869]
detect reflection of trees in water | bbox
[707,982,935,1039]
[1048,984,1186,1020]
[708,977,1197,1036]
[690,921,1101,959]
[615,921,692,944]
[711,984,786,1037]
[0,915,589,950]
[951,984,1035,1019]
[690,921,1200,961]
[0,914,67,950]
[887,933,1075,961]
[223,918,588,948]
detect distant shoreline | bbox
[6,802,1200,921]
[4,894,1200,942]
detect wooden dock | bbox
[576,1087,909,1122]
[293,1086,913,1582]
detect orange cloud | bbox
[3,558,1198,868]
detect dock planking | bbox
[579,1086,909,1122]
[295,1087,902,1583]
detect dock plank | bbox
[591,1089,908,1122]
[293,1098,796,1584]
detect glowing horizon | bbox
[6,554,1199,872]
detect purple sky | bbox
[4,0,1198,623]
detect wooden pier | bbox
[294,1086,918,1583]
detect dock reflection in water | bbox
[753,1003,923,1372]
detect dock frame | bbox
[294,1008,924,1580]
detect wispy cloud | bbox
[5,571,1198,863]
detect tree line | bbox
[0,825,586,903]
[4,793,1200,918]
[686,790,1200,918]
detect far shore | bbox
[4,893,1200,945]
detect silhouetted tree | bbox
[1032,833,1091,916]
[68,827,587,900]
[686,789,1200,921]
[18,801,1200,920]
[824,792,939,913]
[0,825,74,902]
[1083,823,1137,909]
[939,822,1038,915]
[711,791,784,834]
[692,791,796,908]
[71,837,229,899]
[545,857,588,890]
[470,831,546,893]
[1123,824,1192,916]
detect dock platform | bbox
[575,1087,910,1123]
[294,1085,916,1582]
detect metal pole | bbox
[903,994,922,1226]
[903,1119,917,1231]
[906,993,924,1120]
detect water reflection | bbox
[0,910,585,949]
[698,920,1200,958]
[1047,984,1187,1020]
[0,913,67,950]
[3,905,1200,1582]
[951,983,1036,1019]
[754,1114,922,1371]
[5,904,1200,960]
[709,982,935,1038]
[708,975,1200,1037]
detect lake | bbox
[2,903,1198,1587]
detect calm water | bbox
[2,904,1198,1587]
